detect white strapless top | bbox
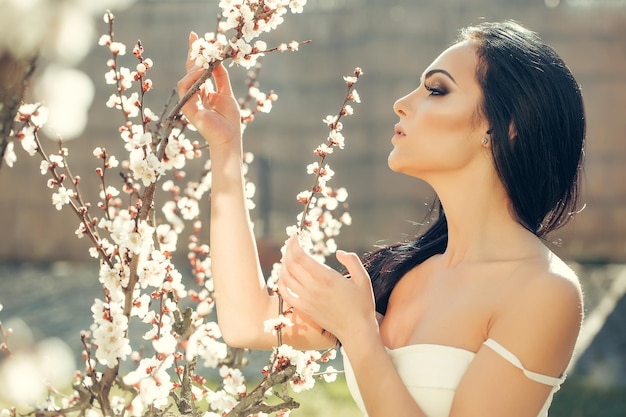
[342,339,565,417]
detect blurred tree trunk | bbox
[0,52,37,170]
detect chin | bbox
[387,156,428,181]
[387,149,410,173]
[387,153,400,172]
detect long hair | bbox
[363,21,586,316]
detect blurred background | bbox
[0,0,625,415]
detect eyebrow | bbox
[422,68,458,85]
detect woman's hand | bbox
[177,32,241,147]
[277,235,379,344]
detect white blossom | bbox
[131,294,151,319]
[109,41,126,56]
[3,142,16,167]
[129,150,162,186]
[100,186,120,200]
[153,333,177,355]
[329,130,345,148]
[91,300,131,368]
[98,34,111,46]
[51,186,75,210]
[17,103,48,127]
[289,0,307,13]
[49,154,64,168]
[219,366,246,395]
[186,322,228,368]
[123,355,175,413]
[156,223,178,252]
[40,160,50,175]
[263,314,294,336]
[107,155,119,168]
[190,37,223,69]
[322,365,338,383]
[19,125,38,156]
[206,389,237,413]
[177,197,200,220]
[98,262,129,302]
[121,92,141,118]
[270,345,321,393]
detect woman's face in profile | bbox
[389,40,490,181]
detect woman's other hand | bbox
[277,235,379,345]
[177,32,241,147]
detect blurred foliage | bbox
[551,376,626,417]
[278,376,361,417]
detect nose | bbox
[393,90,415,118]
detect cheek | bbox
[412,102,480,163]
[417,101,474,136]
[389,104,479,175]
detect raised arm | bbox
[177,32,334,350]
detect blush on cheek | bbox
[428,107,469,134]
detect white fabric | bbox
[342,339,564,417]
[483,339,565,387]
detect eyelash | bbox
[424,83,445,96]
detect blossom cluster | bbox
[296,70,363,255]
[2,7,257,416]
[267,344,338,393]
[260,67,362,397]
[0,1,362,416]
[185,0,307,70]
[5,104,49,167]
[267,67,363,291]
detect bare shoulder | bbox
[453,252,584,417]
[489,250,584,375]
[519,250,583,314]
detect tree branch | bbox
[0,52,37,171]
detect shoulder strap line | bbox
[483,338,565,387]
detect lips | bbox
[393,124,406,137]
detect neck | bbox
[427,170,537,267]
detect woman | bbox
[178,20,585,417]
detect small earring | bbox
[481,137,489,145]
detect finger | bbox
[336,250,370,286]
[285,234,319,269]
[282,250,314,287]
[185,31,199,72]
[284,234,303,259]
[278,281,302,304]
[177,67,204,100]
[277,268,304,306]
[212,62,234,96]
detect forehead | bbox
[422,41,480,85]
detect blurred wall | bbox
[1,0,625,263]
